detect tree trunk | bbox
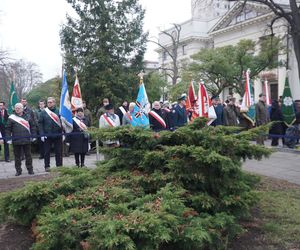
[290,29,300,82]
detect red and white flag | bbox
[198,81,216,125]
[241,69,253,111]
[264,79,271,106]
[71,75,83,112]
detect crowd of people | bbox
[0,92,299,176]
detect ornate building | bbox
[156,0,300,101]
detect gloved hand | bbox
[62,135,66,142]
[7,140,12,144]
[41,136,47,142]
[31,138,37,142]
[66,142,70,146]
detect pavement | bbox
[0,142,299,185]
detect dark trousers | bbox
[74,153,85,167]
[1,130,10,161]
[38,137,45,158]
[13,144,32,173]
[44,137,62,168]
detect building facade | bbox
[156,0,300,101]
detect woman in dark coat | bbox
[269,100,285,146]
[68,108,90,167]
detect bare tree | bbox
[148,24,182,85]
[5,59,43,99]
[226,0,300,82]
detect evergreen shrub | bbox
[0,119,271,249]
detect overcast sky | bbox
[0,0,191,81]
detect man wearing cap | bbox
[223,97,239,126]
[255,93,270,145]
[211,95,224,126]
[172,95,188,128]
[99,104,120,147]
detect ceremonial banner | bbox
[8,82,19,114]
[60,72,73,133]
[198,82,216,125]
[281,77,295,126]
[71,75,83,112]
[241,69,255,126]
[263,79,271,106]
[132,79,150,127]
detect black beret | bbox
[104,103,114,110]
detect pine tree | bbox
[60,0,148,108]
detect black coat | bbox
[68,117,90,154]
[5,113,37,145]
[149,109,167,132]
[0,108,9,133]
[38,107,62,138]
[269,101,286,135]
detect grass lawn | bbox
[231,176,300,249]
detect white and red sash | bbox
[125,112,133,122]
[103,114,118,127]
[119,106,127,116]
[9,114,31,132]
[149,110,166,128]
[45,107,61,127]
[73,117,87,131]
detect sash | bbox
[149,110,166,128]
[73,117,87,131]
[163,108,171,113]
[45,108,61,127]
[103,114,117,127]
[9,114,31,132]
[125,112,133,121]
[119,106,127,116]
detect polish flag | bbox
[241,69,253,111]
[264,79,271,106]
[71,75,83,112]
[198,81,216,125]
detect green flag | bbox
[8,82,19,114]
[281,78,295,126]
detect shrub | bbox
[0,118,271,249]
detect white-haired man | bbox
[5,103,36,176]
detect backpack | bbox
[285,125,299,148]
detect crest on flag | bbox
[60,72,73,133]
[131,72,150,127]
[241,69,255,126]
[71,74,83,112]
[281,77,295,126]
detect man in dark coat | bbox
[39,97,63,171]
[116,100,128,125]
[255,93,270,145]
[0,101,10,162]
[5,103,36,176]
[210,95,224,126]
[269,100,285,146]
[149,101,167,132]
[172,95,188,129]
[67,108,90,167]
[223,97,239,126]
[35,100,46,159]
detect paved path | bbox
[0,151,299,185]
[0,154,102,179]
[243,151,300,185]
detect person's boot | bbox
[28,169,35,175]
[15,171,22,176]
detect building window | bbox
[182,45,186,55]
[162,51,167,61]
